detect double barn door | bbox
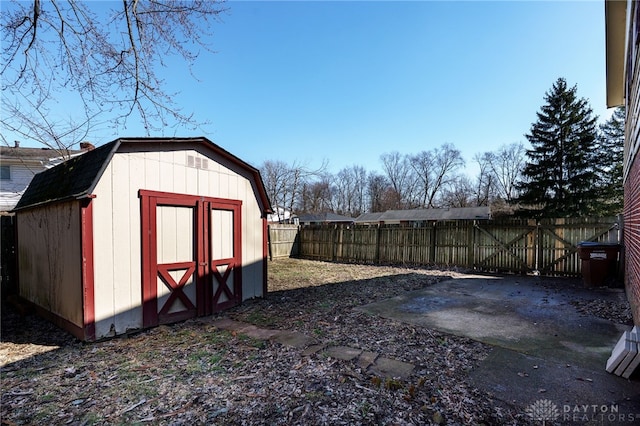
[140,190,242,327]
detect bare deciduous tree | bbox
[410,143,465,208]
[331,165,367,217]
[441,176,474,208]
[261,159,327,220]
[485,142,526,202]
[2,0,226,150]
[472,152,496,206]
[299,177,333,214]
[366,172,391,213]
[380,151,418,209]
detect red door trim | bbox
[197,199,207,317]
[140,190,245,327]
[157,262,197,322]
[206,200,243,313]
[141,194,159,327]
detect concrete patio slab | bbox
[358,275,640,418]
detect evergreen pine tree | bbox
[595,107,625,215]
[516,78,599,217]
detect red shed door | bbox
[141,191,242,327]
[204,201,242,314]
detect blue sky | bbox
[13,0,610,177]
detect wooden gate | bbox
[473,217,620,276]
[140,190,242,327]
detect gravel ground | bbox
[1,258,633,425]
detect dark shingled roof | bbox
[14,142,117,211]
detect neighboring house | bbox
[13,137,272,341]
[267,207,295,224]
[297,212,354,226]
[355,207,491,226]
[0,143,89,212]
[606,0,640,326]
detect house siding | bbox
[624,0,640,326]
[624,155,640,325]
[0,163,44,211]
[91,146,266,338]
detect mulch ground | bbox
[1,258,632,425]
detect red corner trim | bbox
[81,199,96,341]
[235,204,243,304]
[263,218,268,296]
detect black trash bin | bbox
[577,242,620,287]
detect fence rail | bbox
[292,217,621,277]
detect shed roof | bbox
[355,207,491,223]
[14,137,272,213]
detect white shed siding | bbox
[17,202,83,326]
[91,145,265,338]
[92,153,142,337]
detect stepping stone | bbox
[212,318,251,332]
[357,351,379,369]
[244,327,281,340]
[302,344,326,356]
[325,346,362,361]
[271,331,317,348]
[369,357,415,379]
[211,318,285,340]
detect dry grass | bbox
[1,258,527,425]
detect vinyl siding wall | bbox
[0,162,45,211]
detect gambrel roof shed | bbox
[14,137,272,341]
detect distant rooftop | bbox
[355,207,491,223]
[297,212,354,224]
[0,146,84,160]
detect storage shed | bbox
[13,137,272,341]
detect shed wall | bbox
[17,201,83,327]
[91,146,265,338]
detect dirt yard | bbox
[1,258,632,425]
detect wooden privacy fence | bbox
[295,217,622,277]
[268,224,300,259]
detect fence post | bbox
[375,225,381,264]
[468,220,476,269]
[429,222,436,264]
[535,220,543,274]
[267,224,273,261]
